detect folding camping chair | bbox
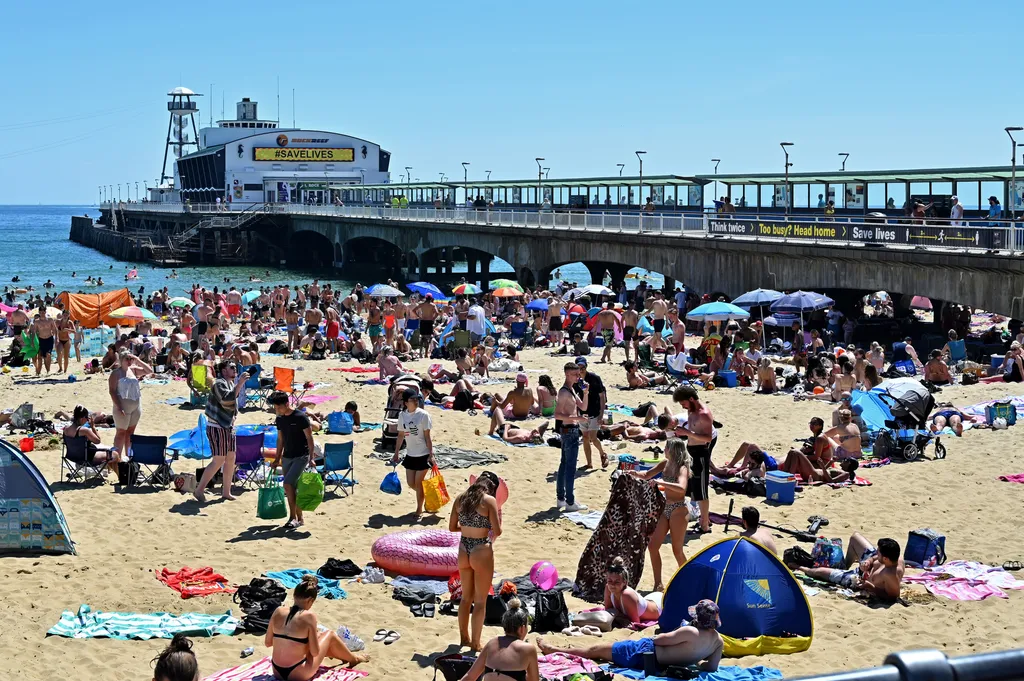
[273,366,307,406]
[508,321,528,341]
[233,433,267,489]
[61,434,105,484]
[318,442,355,497]
[452,329,472,351]
[128,435,177,488]
[241,363,273,410]
[637,344,661,372]
[189,363,211,407]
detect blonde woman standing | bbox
[633,438,691,591]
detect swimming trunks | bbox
[458,319,468,330]
[38,337,55,355]
[368,324,382,338]
[623,326,635,341]
[611,637,655,670]
[419,320,434,347]
[549,316,562,332]
[653,319,666,333]
[687,436,717,502]
[602,329,615,345]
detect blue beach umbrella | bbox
[407,282,445,299]
[365,283,404,298]
[769,290,834,314]
[525,299,550,312]
[241,290,261,304]
[732,288,783,308]
[685,301,750,322]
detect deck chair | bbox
[273,366,307,405]
[318,442,355,497]
[234,433,267,489]
[405,318,420,341]
[947,339,967,365]
[129,435,177,488]
[241,363,273,409]
[509,321,528,341]
[61,434,105,484]
[638,343,660,371]
[189,363,211,407]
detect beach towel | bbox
[390,576,450,595]
[536,653,603,680]
[998,473,1024,483]
[798,475,872,488]
[488,434,544,448]
[369,445,507,470]
[860,458,891,469]
[329,367,378,373]
[201,657,368,681]
[299,394,339,405]
[604,664,784,681]
[608,404,639,417]
[903,560,1024,600]
[563,510,604,530]
[158,397,189,406]
[157,566,236,599]
[265,569,347,600]
[47,604,238,640]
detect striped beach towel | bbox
[202,657,368,681]
[47,604,238,640]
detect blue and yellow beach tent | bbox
[659,536,812,656]
[0,439,75,555]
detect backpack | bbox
[811,537,846,569]
[433,654,477,681]
[268,340,289,354]
[317,558,362,579]
[530,589,570,634]
[784,546,815,569]
[904,529,947,568]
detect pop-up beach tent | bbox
[0,439,75,555]
[659,537,812,656]
[56,289,135,329]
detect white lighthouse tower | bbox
[161,87,202,185]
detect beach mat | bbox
[265,569,346,600]
[202,657,367,681]
[368,445,507,470]
[47,604,238,640]
[604,664,784,681]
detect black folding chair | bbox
[61,435,105,484]
[129,435,177,488]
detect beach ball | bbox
[530,561,559,591]
[813,386,825,395]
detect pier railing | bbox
[99,202,1024,255]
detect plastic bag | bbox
[296,468,325,511]
[422,465,450,512]
[380,466,402,495]
[257,478,287,519]
[811,537,845,568]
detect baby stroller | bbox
[381,373,422,450]
[855,378,946,462]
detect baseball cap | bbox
[575,356,588,366]
[516,372,528,383]
[688,599,721,630]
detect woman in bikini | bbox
[62,405,118,471]
[603,556,662,626]
[632,438,691,591]
[265,574,369,680]
[535,374,557,418]
[824,409,862,459]
[460,597,539,681]
[449,471,502,651]
[56,311,74,373]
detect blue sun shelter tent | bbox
[659,537,811,656]
[0,439,75,555]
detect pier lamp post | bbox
[462,162,470,205]
[543,168,550,180]
[405,166,412,197]
[535,158,544,207]
[838,153,849,172]
[780,142,794,216]
[99,186,103,203]
[135,182,139,201]
[711,159,721,204]
[486,170,491,181]
[635,151,646,206]
[1006,127,1022,218]
[118,184,122,202]
[617,163,625,204]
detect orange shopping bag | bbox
[422,465,450,513]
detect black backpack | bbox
[318,558,362,579]
[268,340,289,354]
[233,578,286,634]
[530,589,570,634]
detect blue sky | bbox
[0,0,1019,204]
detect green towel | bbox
[47,604,239,640]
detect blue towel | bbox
[265,569,347,600]
[604,665,784,681]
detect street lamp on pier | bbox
[780,143,794,216]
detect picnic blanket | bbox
[202,657,368,681]
[156,566,235,599]
[47,604,238,640]
[903,560,1024,600]
[605,664,784,681]
[265,569,346,600]
[329,367,378,373]
[369,445,507,470]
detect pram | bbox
[381,373,422,450]
[852,378,946,462]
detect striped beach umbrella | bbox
[109,305,158,323]
[489,279,523,292]
[452,283,483,295]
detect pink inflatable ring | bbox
[371,529,461,577]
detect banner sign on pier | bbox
[253,147,354,162]
[707,218,1008,248]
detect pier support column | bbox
[215,232,222,264]
[663,276,676,293]
[604,264,629,290]
[480,257,490,289]
[199,232,206,265]
[467,256,477,281]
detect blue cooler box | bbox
[717,370,738,387]
[766,470,796,504]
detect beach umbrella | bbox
[686,301,750,322]
[732,288,784,309]
[525,299,550,312]
[407,282,445,299]
[365,283,404,298]
[166,297,194,309]
[241,290,261,304]
[581,283,614,296]
[769,290,834,314]
[763,314,800,326]
[452,283,483,295]
[910,296,932,310]
[489,278,523,292]
[109,305,157,323]
[0,302,15,313]
[492,287,523,298]
[564,287,585,299]
[45,306,65,318]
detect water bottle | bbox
[240,647,254,658]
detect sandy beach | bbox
[2,341,1024,680]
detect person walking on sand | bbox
[449,471,502,651]
[391,388,435,517]
[554,361,589,512]
[268,391,316,530]
[195,360,245,502]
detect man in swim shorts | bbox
[673,385,717,532]
[621,303,639,362]
[547,295,565,345]
[791,533,904,601]
[31,306,57,376]
[414,295,438,358]
[594,304,623,364]
[649,293,669,352]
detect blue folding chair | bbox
[509,321,528,340]
[129,435,177,488]
[947,339,967,364]
[318,442,355,497]
[241,363,272,409]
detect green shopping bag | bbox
[296,468,325,512]
[257,478,287,520]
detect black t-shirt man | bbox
[574,370,606,418]
[275,410,312,459]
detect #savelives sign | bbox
[707,218,1007,248]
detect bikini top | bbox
[458,505,491,529]
[484,668,527,681]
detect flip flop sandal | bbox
[423,603,436,618]
[410,604,424,617]
[384,630,401,645]
[373,629,388,642]
[1003,561,1023,571]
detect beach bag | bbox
[296,468,325,511]
[422,466,451,513]
[11,403,33,429]
[784,546,815,569]
[327,410,354,435]
[173,473,197,494]
[380,466,402,495]
[257,478,287,519]
[268,340,289,354]
[117,461,140,488]
[531,589,570,634]
[484,594,509,626]
[811,537,846,569]
[985,400,1017,426]
[433,654,477,681]
[961,372,979,385]
[447,574,463,601]
[904,529,947,568]
[318,558,362,579]
[573,609,615,632]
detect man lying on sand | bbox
[789,533,905,602]
[623,360,670,388]
[489,409,549,444]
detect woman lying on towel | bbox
[265,574,369,680]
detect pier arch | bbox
[288,230,335,268]
[340,236,405,280]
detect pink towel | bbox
[537,653,603,679]
[998,473,1024,483]
[299,395,339,405]
[202,657,367,681]
[918,580,1008,601]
